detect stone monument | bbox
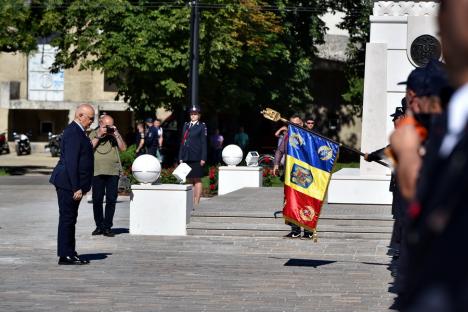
[328,1,440,204]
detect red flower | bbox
[210,184,215,191]
[209,172,215,179]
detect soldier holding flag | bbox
[271,112,340,241]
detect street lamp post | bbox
[189,0,200,110]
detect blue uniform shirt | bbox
[178,121,207,162]
[144,126,159,149]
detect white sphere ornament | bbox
[131,154,161,184]
[222,144,243,166]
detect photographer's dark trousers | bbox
[57,187,80,257]
[92,175,119,230]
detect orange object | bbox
[397,116,428,141]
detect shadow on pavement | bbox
[0,166,53,176]
[80,253,112,261]
[112,228,129,235]
[284,259,336,268]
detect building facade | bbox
[0,44,132,142]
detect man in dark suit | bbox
[50,103,95,265]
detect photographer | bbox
[89,114,127,237]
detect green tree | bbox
[20,0,333,119]
[336,0,373,117]
[36,0,290,117]
[0,1,368,126]
[0,0,39,52]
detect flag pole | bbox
[261,108,390,168]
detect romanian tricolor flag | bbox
[283,124,340,235]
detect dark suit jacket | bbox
[49,121,94,193]
[178,121,207,162]
[404,112,468,308]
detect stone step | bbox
[187,228,392,240]
[187,220,393,233]
[192,210,393,219]
[188,188,394,240]
[189,216,394,227]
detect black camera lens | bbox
[105,125,115,134]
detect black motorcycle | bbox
[12,132,31,156]
[0,132,10,154]
[46,132,62,157]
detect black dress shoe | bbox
[103,229,115,237]
[283,231,301,238]
[58,255,90,265]
[92,228,103,235]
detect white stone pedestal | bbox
[218,166,263,196]
[130,184,193,235]
[327,168,392,205]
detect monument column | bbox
[328,1,440,204]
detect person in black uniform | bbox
[49,104,95,265]
[144,117,159,157]
[366,104,406,252]
[178,106,207,205]
[390,1,468,310]
[135,122,146,156]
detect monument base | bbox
[218,166,263,195]
[130,184,193,235]
[327,168,392,205]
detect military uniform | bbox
[402,88,468,310]
[144,125,159,157]
[178,120,207,178]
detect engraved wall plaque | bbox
[410,34,442,67]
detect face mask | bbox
[413,113,433,130]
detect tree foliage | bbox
[0,1,333,115]
[0,0,371,125]
[336,0,373,117]
[0,0,39,52]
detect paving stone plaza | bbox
[0,176,395,311]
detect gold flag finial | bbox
[261,108,287,123]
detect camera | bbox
[105,125,115,134]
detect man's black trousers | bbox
[92,175,119,230]
[57,187,81,257]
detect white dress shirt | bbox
[439,83,468,157]
[74,120,85,132]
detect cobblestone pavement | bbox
[0,176,395,311]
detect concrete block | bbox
[130,184,193,235]
[360,43,389,176]
[386,49,415,92]
[370,21,407,49]
[328,168,392,205]
[218,166,263,196]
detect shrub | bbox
[159,168,179,184]
[262,167,274,187]
[208,166,218,195]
